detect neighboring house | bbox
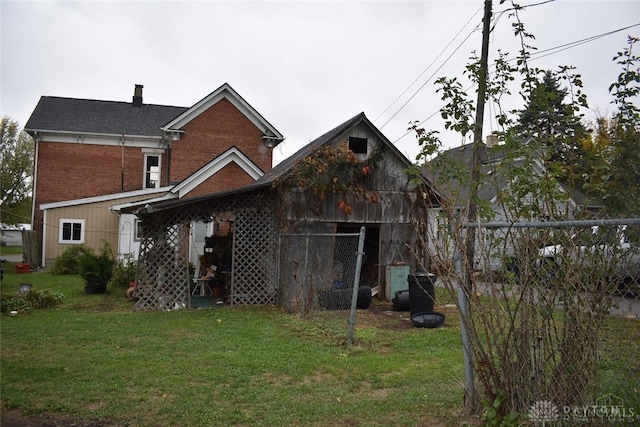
[25,83,284,267]
[0,223,31,247]
[424,138,604,272]
[129,112,444,310]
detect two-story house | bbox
[25,83,284,267]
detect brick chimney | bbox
[133,84,143,107]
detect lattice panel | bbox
[230,201,278,305]
[134,222,190,311]
[133,193,278,310]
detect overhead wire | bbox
[378,0,561,135]
[390,18,640,146]
[374,5,484,128]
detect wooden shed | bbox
[132,113,442,311]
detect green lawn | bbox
[0,265,469,426]
[0,245,24,256]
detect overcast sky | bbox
[2,0,639,165]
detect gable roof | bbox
[254,112,418,186]
[162,83,284,145]
[25,96,187,138]
[170,146,265,198]
[427,141,602,209]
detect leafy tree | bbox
[605,36,640,214]
[582,37,640,215]
[508,68,591,190]
[0,117,34,225]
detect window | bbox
[59,219,85,243]
[348,137,368,154]
[144,154,161,189]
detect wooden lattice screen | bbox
[134,192,278,311]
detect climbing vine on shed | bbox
[279,142,382,215]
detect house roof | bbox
[427,141,602,209]
[24,83,283,145]
[25,96,188,138]
[40,186,174,210]
[138,112,442,216]
[162,83,284,145]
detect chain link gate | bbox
[278,228,366,344]
[441,218,640,424]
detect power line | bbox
[374,5,484,127]
[378,0,561,132]
[392,21,640,145]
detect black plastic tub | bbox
[411,311,446,328]
[392,289,410,311]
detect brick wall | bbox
[33,141,167,243]
[170,98,272,184]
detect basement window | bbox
[59,219,85,244]
[348,137,368,154]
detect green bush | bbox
[109,253,137,289]
[78,241,116,294]
[1,288,64,313]
[51,244,92,275]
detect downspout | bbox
[41,210,47,268]
[30,132,40,229]
[121,135,125,191]
[30,132,42,266]
[166,140,171,187]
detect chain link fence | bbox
[278,229,367,344]
[432,218,640,424]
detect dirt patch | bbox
[356,300,415,330]
[0,408,116,427]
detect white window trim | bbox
[59,219,85,244]
[134,219,143,241]
[143,153,162,189]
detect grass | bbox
[0,245,24,256]
[0,264,469,426]
[3,263,637,426]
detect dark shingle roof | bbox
[25,96,188,137]
[426,142,602,209]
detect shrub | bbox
[78,241,116,294]
[51,245,92,275]
[1,288,64,313]
[110,253,137,289]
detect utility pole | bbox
[461,0,492,414]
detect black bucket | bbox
[392,289,410,311]
[408,270,436,316]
